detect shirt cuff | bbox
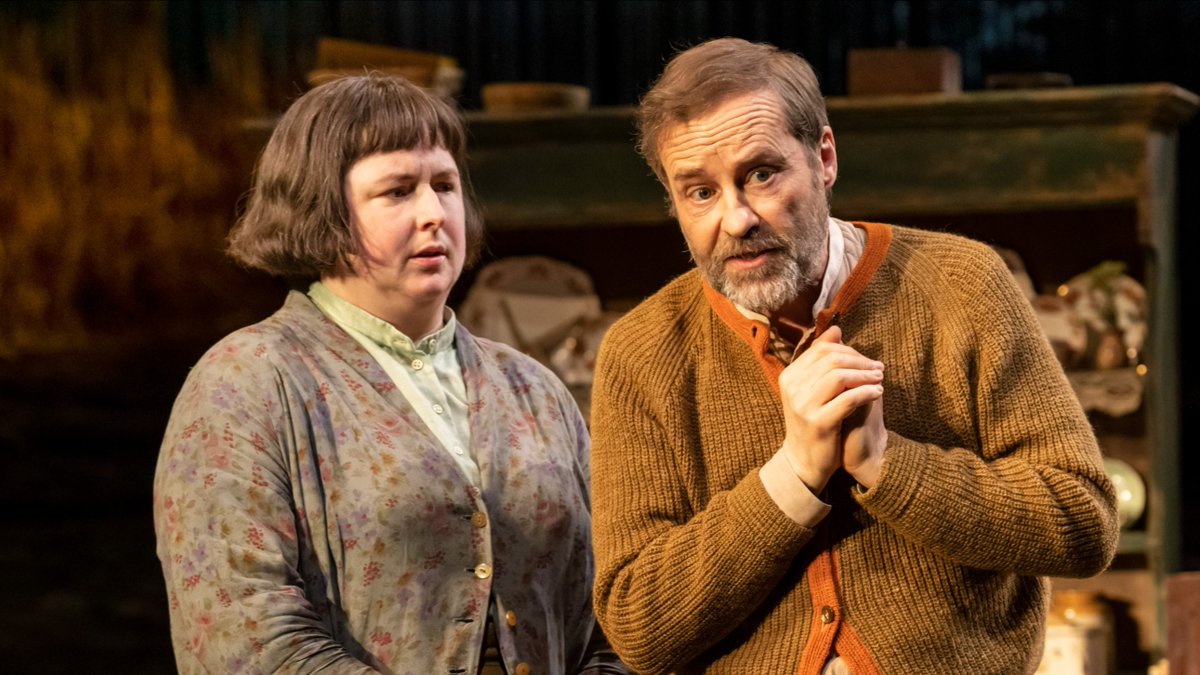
[759,450,832,527]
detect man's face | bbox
[658,90,838,314]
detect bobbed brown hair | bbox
[637,37,829,184]
[228,73,484,279]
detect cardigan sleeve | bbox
[588,319,817,675]
[153,340,378,675]
[856,242,1119,578]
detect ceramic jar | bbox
[1036,590,1112,675]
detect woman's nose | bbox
[413,184,445,229]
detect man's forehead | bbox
[670,91,787,136]
[660,93,792,174]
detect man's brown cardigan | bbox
[590,223,1118,674]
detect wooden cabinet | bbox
[462,83,1198,667]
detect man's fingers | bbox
[829,384,884,422]
[813,324,842,344]
[782,374,884,428]
[790,334,884,373]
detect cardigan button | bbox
[514,663,530,675]
[505,610,517,627]
[471,512,488,528]
[820,606,836,624]
[474,563,492,579]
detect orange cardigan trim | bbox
[835,623,882,675]
[796,531,839,675]
[703,221,894,393]
[794,542,882,675]
[701,222,892,675]
[828,547,882,675]
[701,282,786,394]
[812,221,892,335]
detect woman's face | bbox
[337,146,467,315]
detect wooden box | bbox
[847,47,961,96]
[1168,572,1200,675]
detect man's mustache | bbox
[712,228,790,260]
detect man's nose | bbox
[719,191,760,238]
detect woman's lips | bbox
[410,247,447,267]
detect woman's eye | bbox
[387,187,411,198]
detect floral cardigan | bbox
[154,292,601,675]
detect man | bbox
[589,37,1118,674]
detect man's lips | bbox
[724,248,776,270]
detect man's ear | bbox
[818,126,838,189]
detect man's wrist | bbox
[762,450,832,526]
[780,442,830,495]
[847,451,884,491]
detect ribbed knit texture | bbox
[589,224,1119,674]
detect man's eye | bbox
[749,168,775,183]
[689,187,714,201]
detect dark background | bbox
[1,1,1197,672]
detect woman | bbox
[153,74,623,674]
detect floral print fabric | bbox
[154,292,598,675]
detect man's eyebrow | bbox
[670,143,793,181]
[670,167,706,184]
[740,147,788,167]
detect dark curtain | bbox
[163,0,1200,110]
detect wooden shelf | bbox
[459,84,1198,235]
[1119,530,1149,556]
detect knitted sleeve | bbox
[856,235,1119,578]
[588,295,817,675]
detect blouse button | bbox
[514,664,530,675]
[471,512,488,528]
[411,358,424,370]
[473,563,492,579]
[432,404,444,414]
[454,446,465,456]
[505,610,517,627]
[820,606,836,624]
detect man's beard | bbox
[694,191,830,315]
